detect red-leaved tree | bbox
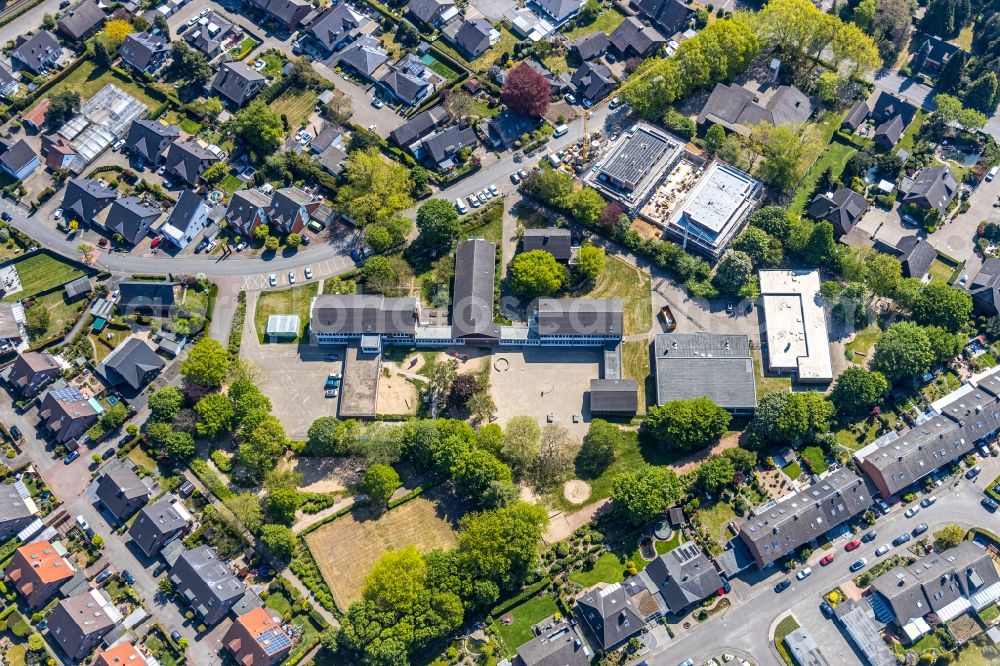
[502,62,551,119]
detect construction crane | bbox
[581,111,590,165]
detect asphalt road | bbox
[638,455,1000,666]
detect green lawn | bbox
[789,139,857,217]
[585,255,651,336]
[179,117,202,135]
[844,323,882,363]
[129,445,158,474]
[261,52,286,78]
[272,87,319,128]
[467,26,519,73]
[953,26,974,50]
[622,339,650,415]
[978,603,1000,624]
[219,174,244,195]
[461,202,504,246]
[8,254,84,299]
[254,282,318,343]
[30,60,165,113]
[775,616,801,666]
[563,8,627,38]
[420,53,461,81]
[783,460,802,480]
[29,290,86,346]
[753,353,792,398]
[230,36,261,60]
[469,97,500,120]
[896,110,928,156]
[800,446,828,475]
[698,501,737,547]
[492,594,559,651]
[654,530,682,554]
[926,257,955,284]
[570,551,627,587]
[90,324,131,361]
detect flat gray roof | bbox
[653,333,756,411]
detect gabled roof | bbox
[164,140,219,185]
[452,239,500,338]
[62,178,117,225]
[170,545,245,611]
[8,540,73,585]
[522,227,572,260]
[95,643,145,666]
[608,16,666,58]
[104,196,160,245]
[118,31,169,71]
[57,0,105,40]
[12,31,61,72]
[806,187,869,237]
[535,298,623,337]
[487,111,537,147]
[95,465,150,520]
[118,280,176,312]
[874,114,906,149]
[918,33,959,67]
[451,19,494,57]
[575,583,644,650]
[310,294,420,336]
[697,83,811,134]
[226,607,293,660]
[641,542,724,613]
[423,125,477,165]
[268,186,314,229]
[338,35,388,77]
[515,621,590,666]
[378,65,430,105]
[128,495,190,556]
[893,235,937,279]
[533,0,582,22]
[101,337,165,391]
[184,11,234,55]
[633,0,690,35]
[226,188,271,231]
[901,166,958,213]
[0,482,34,524]
[407,0,455,24]
[841,99,870,131]
[212,60,266,105]
[309,3,367,51]
[589,378,638,415]
[125,119,180,164]
[571,31,610,60]
[0,139,38,175]
[389,105,449,147]
[571,61,614,101]
[262,0,314,28]
[7,351,60,393]
[971,257,1000,316]
[164,190,208,237]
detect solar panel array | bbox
[257,626,292,654]
[602,128,670,191]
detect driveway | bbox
[927,175,1000,263]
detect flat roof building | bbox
[589,378,638,417]
[653,333,756,414]
[833,599,897,666]
[265,314,300,340]
[760,270,833,383]
[784,628,830,666]
[585,123,685,214]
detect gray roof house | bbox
[447,19,498,59]
[575,582,644,651]
[0,481,37,540]
[309,294,420,341]
[697,83,812,136]
[170,545,245,625]
[900,166,958,214]
[886,235,937,279]
[308,3,370,54]
[486,111,537,149]
[571,61,615,102]
[377,56,434,107]
[184,11,235,57]
[226,188,271,236]
[522,227,571,261]
[47,590,118,660]
[916,33,959,72]
[102,196,160,246]
[253,0,316,31]
[570,32,610,61]
[841,99,870,132]
[163,140,221,185]
[117,280,176,317]
[56,0,106,41]
[6,351,61,398]
[422,125,477,169]
[971,257,1000,316]
[212,61,267,107]
[100,337,165,392]
[589,378,638,417]
[523,60,572,95]
[125,119,180,166]
[268,186,319,234]
[0,139,39,181]
[12,31,62,74]
[161,190,210,249]
[634,0,691,36]
[653,333,756,414]
[118,31,169,73]
[514,621,590,666]
[637,542,724,615]
[608,16,666,59]
[63,276,91,301]
[95,466,150,522]
[338,35,389,81]
[389,106,449,149]
[0,66,18,99]
[37,382,99,445]
[530,0,583,25]
[806,187,869,237]
[870,91,917,150]
[128,495,191,557]
[62,178,117,225]
[535,298,623,340]
[452,239,500,340]
[407,0,456,26]
[738,468,873,567]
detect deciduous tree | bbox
[610,466,681,525]
[181,338,230,388]
[362,464,401,509]
[872,321,934,384]
[507,250,567,297]
[416,199,460,249]
[194,392,234,438]
[500,415,541,475]
[577,419,620,478]
[335,148,414,227]
[831,366,889,414]
[502,62,551,118]
[574,243,605,281]
[232,100,285,160]
[642,398,731,452]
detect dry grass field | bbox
[304,496,457,609]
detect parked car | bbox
[171,630,182,642]
[819,601,834,618]
[510,172,521,184]
[63,450,80,464]
[875,544,890,556]
[518,169,528,180]
[849,558,868,572]
[367,123,377,132]
[861,531,877,543]
[307,220,324,233]
[95,568,114,583]
[371,98,384,109]
[304,267,313,279]
[235,241,247,252]
[489,184,499,197]
[268,273,277,286]
[195,239,209,253]
[75,515,89,531]
[152,562,167,577]
[9,426,21,440]
[844,539,862,552]
[983,497,999,512]
[774,579,791,593]
[820,554,834,566]
[796,567,812,580]
[967,466,982,479]
[892,533,912,546]
[122,570,135,585]
[876,499,890,514]
[920,496,937,508]
[1,212,10,221]
[904,506,920,518]
[609,96,622,109]
[912,523,929,536]
[54,208,63,220]
[468,194,481,208]
[988,165,999,182]
[288,270,296,284]
[101,448,115,460]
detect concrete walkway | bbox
[292,496,355,534]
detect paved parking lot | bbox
[489,349,601,438]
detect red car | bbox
[820,554,834,566]
[98,238,109,247]
[150,236,162,248]
[845,539,862,552]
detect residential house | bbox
[882,235,937,280]
[915,33,959,73]
[0,303,21,349]
[226,188,272,236]
[95,644,148,666]
[5,541,74,608]
[100,337,165,392]
[337,35,389,82]
[575,582,644,651]
[0,481,39,540]
[169,545,245,625]
[101,196,160,246]
[841,98,870,132]
[971,258,1000,316]
[571,61,615,103]
[377,54,437,107]
[45,137,77,170]
[869,541,1000,640]
[806,187,870,237]
[486,111,537,149]
[37,382,101,445]
[12,31,62,74]
[608,16,666,60]
[738,468,873,567]
[697,83,812,136]
[161,190,210,250]
[63,276,91,301]
[163,139,221,185]
[389,106,450,149]
[125,119,180,166]
[0,139,39,181]
[870,91,917,151]
[184,11,236,58]
[6,351,60,398]
[95,465,150,522]
[407,0,457,27]
[530,0,584,26]
[118,31,170,73]
[316,144,348,176]
[446,19,499,59]
[633,0,691,36]
[223,607,293,666]
[268,186,319,234]
[308,3,371,54]
[117,280,176,317]
[513,621,590,666]
[570,32,610,61]
[128,495,191,557]
[252,0,316,32]
[0,66,18,98]
[23,99,49,132]
[522,227,571,261]
[48,590,120,661]
[631,542,724,616]
[212,60,267,107]
[900,166,958,215]
[62,178,117,226]
[523,60,571,95]
[421,125,477,169]
[57,0,106,41]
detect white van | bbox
[455,198,468,214]
[988,165,999,182]
[552,123,569,138]
[547,153,561,167]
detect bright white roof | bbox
[760,270,833,382]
